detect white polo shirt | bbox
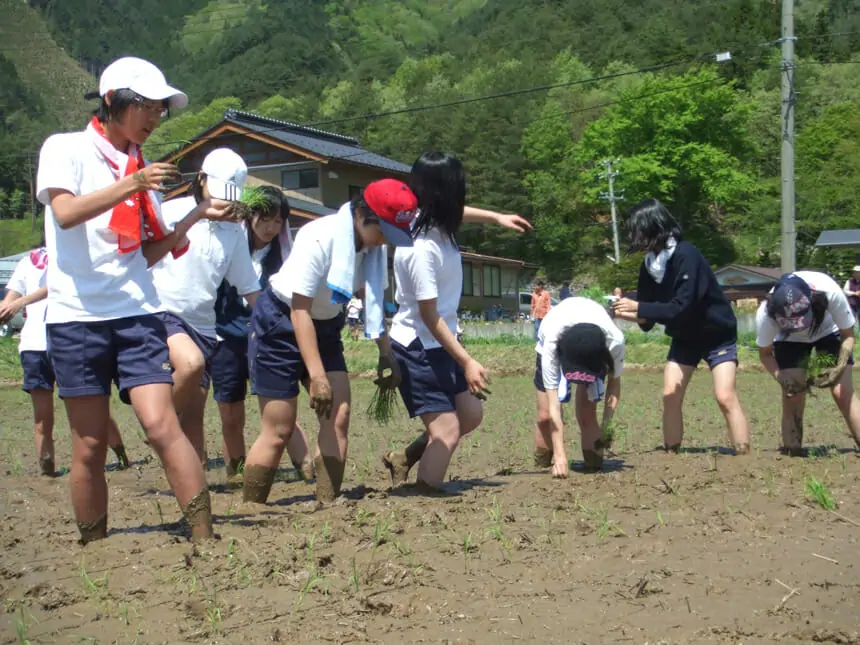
[36,131,162,323]
[269,215,371,321]
[756,270,856,347]
[6,256,48,353]
[536,297,626,390]
[152,196,260,339]
[390,226,462,350]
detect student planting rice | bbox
[612,198,750,455]
[0,244,130,475]
[212,184,313,482]
[532,297,624,478]
[151,148,262,467]
[756,271,860,454]
[36,56,228,542]
[382,151,532,490]
[242,179,416,504]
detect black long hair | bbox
[557,324,615,379]
[626,198,683,253]
[350,193,380,226]
[408,151,466,245]
[246,185,291,278]
[766,289,829,337]
[85,89,168,124]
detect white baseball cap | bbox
[99,57,188,109]
[201,149,248,201]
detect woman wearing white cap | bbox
[757,271,860,454]
[35,56,229,543]
[152,148,261,468]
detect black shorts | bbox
[773,333,855,370]
[392,338,467,417]
[157,312,218,391]
[20,350,55,393]
[210,335,249,403]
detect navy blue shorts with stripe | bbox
[46,314,174,401]
[158,311,218,391]
[249,288,347,400]
[392,338,467,418]
[211,335,249,403]
[20,350,55,393]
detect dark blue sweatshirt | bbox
[636,240,736,344]
[215,242,280,340]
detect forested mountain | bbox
[2,0,860,285]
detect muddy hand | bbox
[813,364,846,389]
[309,375,333,419]
[134,163,180,192]
[376,353,401,389]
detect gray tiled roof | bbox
[286,196,335,218]
[224,110,412,175]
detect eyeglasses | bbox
[132,95,168,118]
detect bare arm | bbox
[142,199,233,267]
[462,206,533,232]
[291,294,325,381]
[758,345,780,379]
[47,163,179,230]
[601,376,621,428]
[242,291,260,308]
[0,289,23,323]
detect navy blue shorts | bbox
[211,335,249,403]
[158,312,217,391]
[249,288,347,400]
[774,333,855,370]
[667,336,738,369]
[392,338,467,418]
[46,315,173,401]
[20,350,55,393]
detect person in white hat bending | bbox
[151,149,312,477]
[35,56,231,543]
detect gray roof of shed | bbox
[815,229,860,248]
[223,110,412,175]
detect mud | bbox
[242,464,276,503]
[314,454,345,502]
[76,514,107,544]
[184,488,213,541]
[226,456,245,478]
[111,444,130,470]
[382,449,411,486]
[38,456,54,477]
[1,372,859,644]
[581,449,604,472]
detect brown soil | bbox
[184,489,213,542]
[76,514,107,544]
[1,372,859,644]
[242,464,276,503]
[314,455,345,502]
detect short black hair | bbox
[351,193,380,226]
[86,89,169,124]
[409,151,466,245]
[626,198,683,253]
[557,323,615,379]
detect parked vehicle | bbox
[0,284,25,337]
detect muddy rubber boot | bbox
[39,456,55,477]
[733,443,751,456]
[582,449,604,473]
[77,514,108,545]
[112,444,130,470]
[314,455,345,503]
[242,465,277,503]
[184,489,214,542]
[534,447,553,468]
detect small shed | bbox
[814,230,860,259]
[713,264,783,302]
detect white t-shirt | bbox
[36,131,164,324]
[756,270,856,347]
[390,227,462,350]
[536,297,626,390]
[269,215,371,321]
[152,196,260,339]
[347,298,363,319]
[6,256,48,353]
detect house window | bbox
[349,185,364,200]
[281,168,319,190]
[483,265,501,297]
[462,262,473,296]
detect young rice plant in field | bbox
[805,475,836,511]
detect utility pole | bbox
[599,158,622,265]
[781,0,797,274]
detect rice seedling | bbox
[805,475,836,511]
[366,377,399,424]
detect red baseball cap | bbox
[363,179,418,247]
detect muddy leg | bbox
[383,433,429,486]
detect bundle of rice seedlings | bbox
[232,186,270,219]
[367,378,399,425]
[803,348,838,390]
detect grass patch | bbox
[805,475,836,511]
